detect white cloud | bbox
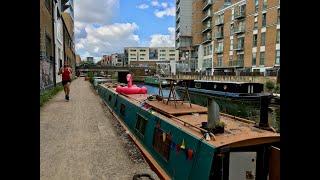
[151,0,160,7]
[149,27,175,47]
[137,3,149,9]
[161,2,168,8]
[154,6,175,18]
[74,0,119,24]
[76,23,140,57]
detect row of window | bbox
[215,49,279,67]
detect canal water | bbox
[136,83,280,132]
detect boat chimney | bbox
[259,95,269,128]
[207,98,220,129]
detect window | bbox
[263,0,267,10]
[130,54,136,56]
[120,104,126,116]
[140,58,144,60]
[261,32,266,46]
[169,58,175,60]
[140,49,146,52]
[230,24,234,35]
[260,52,265,65]
[135,114,148,137]
[160,50,166,52]
[252,52,257,66]
[277,8,280,24]
[275,50,280,64]
[255,0,259,13]
[237,37,244,49]
[130,49,137,52]
[153,127,171,161]
[130,58,136,60]
[108,95,112,102]
[218,56,223,67]
[169,54,175,56]
[45,35,52,58]
[253,34,258,47]
[254,22,258,30]
[169,49,175,52]
[140,54,146,56]
[209,45,212,55]
[262,13,267,27]
[230,39,233,50]
[276,30,280,44]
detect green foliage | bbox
[87,71,94,84]
[265,80,275,91]
[216,121,225,128]
[273,84,280,93]
[40,85,64,107]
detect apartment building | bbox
[175,0,195,72]
[111,53,125,67]
[124,47,179,68]
[188,0,280,75]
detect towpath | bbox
[40,78,158,180]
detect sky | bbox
[74,0,176,62]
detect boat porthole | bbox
[223,85,227,90]
[214,84,217,89]
[108,95,112,101]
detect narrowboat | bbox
[97,81,280,180]
[145,76,170,87]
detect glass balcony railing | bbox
[234,10,245,19]
[234,25,245,34]
[203,0,213,11]
[215,32,224,39]
[228,59,244,67]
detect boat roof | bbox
[101,84,279,149]
[194,80,263,85]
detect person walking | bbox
[58,63,73,101]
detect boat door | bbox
[268,146,280,180]
[229,152,257,180]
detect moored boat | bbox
[144,76,170,87]
[97,81,280,180]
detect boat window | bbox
[120,104,125,116]
[108,95,112,101]
[195,82,201,88]
[214,84,217,89]
[135,114,148,137]
[152,127,171,161]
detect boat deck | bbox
[101,84,280,148]
[146,100,207,115]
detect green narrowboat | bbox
[97,83,280,180]
[144,76,170,87]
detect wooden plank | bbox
[146,100,207,115]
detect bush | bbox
[87,72,94,84]
[265,80,275,92]
[274,84,280,93]
[40,85,64,107]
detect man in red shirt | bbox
[58,63,73,101]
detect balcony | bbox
[176,24,180,32]
[202,24,212,33]
[228,59,244,67]
[202,0,213,11]
[176,6,180,14]
[234,10,246,19]
[215,32,224,39]
[202,11,212,22]
[176,32,180,40]
[176,0,180,5]
[234,43,244,51]
[202,36,212,44]
[234,25,245,34]
[215,46,223,54]
[176,15,180,23]
[215,18,224,26]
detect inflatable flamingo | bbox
[116,74,147,94]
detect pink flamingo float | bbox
[116,74,147,94]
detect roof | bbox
[194,80,263,85]
[101,84,280,149]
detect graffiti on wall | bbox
[40,59,54,91]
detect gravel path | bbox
[40,78,158,180]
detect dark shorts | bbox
[62,80,71,86]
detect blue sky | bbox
[74,0,176,61]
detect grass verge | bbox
[40,85,64,107]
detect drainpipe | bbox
[51,0,56,87]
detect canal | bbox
[136,83,280,132]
